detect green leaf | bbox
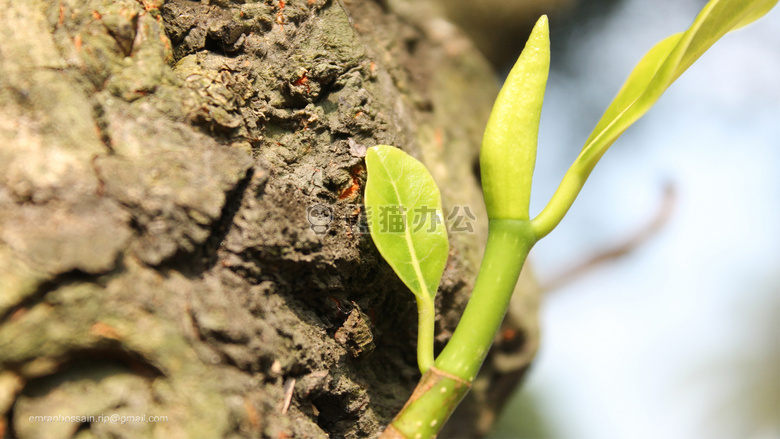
[578,0,777,170]
[532,0,777,239]
[480,15,550,221]
[365,145,449,300]
[364,145,449,372]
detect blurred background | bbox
[442,0,780,438]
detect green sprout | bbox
[365,0,777,437]
[364,145,449,374]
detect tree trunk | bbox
[0,0,542,437]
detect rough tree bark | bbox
[0,1,547,437]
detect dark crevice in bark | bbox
[0,270,103,323]
[175,167,258,276]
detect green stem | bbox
[381,219,536,438]
[435,219,535,379]
[531,160,594,240]
[416,295,435,374]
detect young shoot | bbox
[364,0,777,437]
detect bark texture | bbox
[0,0,542,437]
